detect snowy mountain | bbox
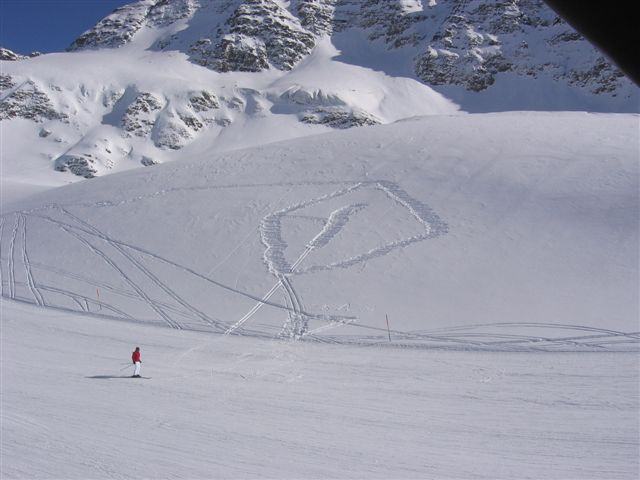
[67,0,633,98]
[2,3,639,477]
[1,0,638,190]
[0,47,41,61]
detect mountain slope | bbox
[0,36,457,187]
[68,0,635,101]
[2,112,638,348]
[1,0,637,194]
[3,299,638,478]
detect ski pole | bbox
[119,364,133,372]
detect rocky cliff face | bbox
[0,76,67,122]
[68,0,156,50]
[68,0,201,50]
[190,0,316,72]
[1,48,28,61]
[413,0,626,95]
[66,0,632,98]
[0,47,42,61]
[2,0,637,180]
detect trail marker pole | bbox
[96,288,102,311]
[385,314,391,342]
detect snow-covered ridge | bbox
[0,37,458,183]
[67,0,634,98]
[1,0,638,188]
[0,47,41,61]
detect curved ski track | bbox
[0,180,637,352]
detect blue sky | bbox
[1,0,132,54]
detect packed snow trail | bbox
[2,300,639,479]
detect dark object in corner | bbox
[543,1,639,86]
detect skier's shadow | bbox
[85,375,135,379]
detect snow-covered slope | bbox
[67,0,635,102]
[1,0,638,192]
[0,37,457,187]
[2,113,638,349]
[2,4,639,476]
[3,299,638,478]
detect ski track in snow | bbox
[307,203,367,249]
[57,207,227,332]
[25,210,344,336]
[27,212,314,319]
[260,182,364,276]
[253,180,447,337]
[34,283,134,319]
[224,245,315,337]
[229,181,368,338]
[8,214,19,299]
[30,262,198,320]
[20,214,45,307]
[0,179,637,352]
[57,220,184,330]
[295,181,449,274]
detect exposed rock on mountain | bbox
[54,130,131,178]
[567,56,625,94]
[65,0,633,97]
[301,107,380,128]
[0,74,16,91]
[413,0,628,94]
[54,153,99,178]
[0,79,67,122]
[295,0,336,35]
[336,0,426,48]
[122,92,165,137]
[0,47,27,61]
[189,0,316,72]
[189,90,219,111]
[153,111,194,150]
[275,85,379,128]
[141,155,158,166]
[68,0,200,50]
[2,0,637,180]
[69,0,156,50]
[279,85,345,106]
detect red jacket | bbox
[132,351,141,363]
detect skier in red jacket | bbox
[132,347,141,378]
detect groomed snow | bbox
[2,299,638,479]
